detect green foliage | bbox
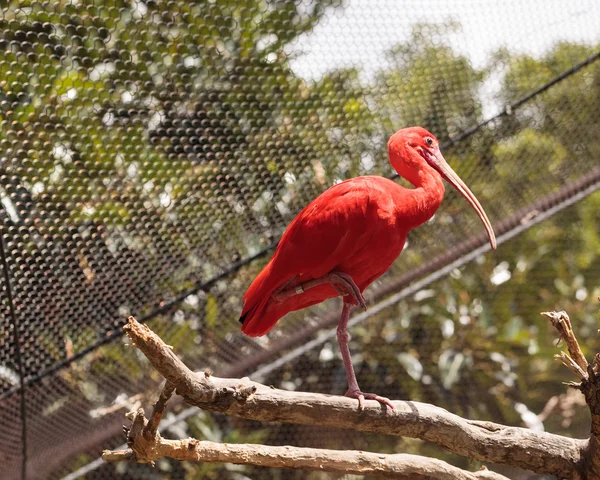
[375,22,485,143]
[497,41,600,158]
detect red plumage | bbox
[238,126,496,409]
[240,176,420,336]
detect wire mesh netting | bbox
[0,1,599,479]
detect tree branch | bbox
[120,316,583,478]
[543,310,600,478]
[103,389,509,480]
[542,310,588,373]
[143,381,175,441]
[542,310,600,434]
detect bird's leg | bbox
[337,302,395,411]
[272,271,366,309]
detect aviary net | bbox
[0,1,599,479]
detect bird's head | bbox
[388,126,497,250]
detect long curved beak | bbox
[428,149,497,250]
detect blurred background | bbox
[0,1,599,479]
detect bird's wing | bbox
[270,177,387,280]
[240,176,394,336]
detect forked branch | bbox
[541,310,600,478]
[542,310,589,377]
[104,399,507,479]
[103,310,600,479]
[101,316,598,479]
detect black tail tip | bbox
[239,302,259,326]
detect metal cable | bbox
[221,165,600,377]
[250,178,600,380]
[391,48,600,179]
[0,226,28,480]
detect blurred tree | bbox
[374,22,485,143]
[0,0,356,367]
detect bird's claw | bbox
[331,271,367,310]
[272,272,367,309]
[345,389,395,411]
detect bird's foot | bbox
[345,388,395,411]
[271,276,299,303]
[271,271,367,310]
[328,271,367,310]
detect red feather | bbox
[240,175,438,336]
[238,126,496,409]
[240,126,496,337]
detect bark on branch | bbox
[103,403,506,479]
[102,313,600,479]
[542,310,600,477]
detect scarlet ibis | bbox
[239,127,496,409]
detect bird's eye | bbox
[425,137,433,147]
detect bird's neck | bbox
[396,163,445,229]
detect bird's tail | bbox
[239,260,288,337]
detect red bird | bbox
[239,127,496,409]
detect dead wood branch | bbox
[542,310,600,478]
[103,384,509,480]
[543,310,600,434]
[542,310,589,374]
[114,316,588,478]
[103,442,508,479]
[143,381,175,441]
